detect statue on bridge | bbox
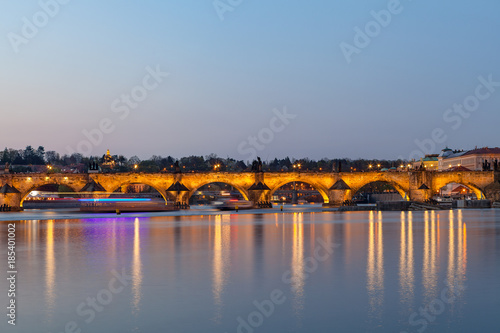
[494,159,499,172]
[333,160,341,173]
[173,161,181,174]
[251,157,263,173]
[88,160,99,173]
[483,159,492,171]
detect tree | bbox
[236,160,247,171]
[45,151,60,164]
[1,148,9,164]
[129,156,141,165]
[13,149,24,164]
[35,146,45,164]
[116,155,128,166]
[138,160,160,173]
[23,146,35,164]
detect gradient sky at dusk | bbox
[1,0,500,161]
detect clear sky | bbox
[1,0,499,161]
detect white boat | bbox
[213,198,254,210]
[435,196,453,203]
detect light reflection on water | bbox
[422,211,439,304]
[0,209,498,332]
[291,212,305,319]
[367,211,384,321]
[212,214,231,323]
[399,211,415,311]
[45,219,55,321]
[132,217,142,314]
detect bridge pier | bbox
[246,172,272,207]
[0,193,22,211]
[408,189,430,202]
[325,189,352,207]
[165,191,178,204]
[0,183,22,211]
[175,192,190,206]
[248,190,270,207]
[484,172,500,202]
[409,171,434,202]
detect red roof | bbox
[451,185,469,193]
[446,166,471,172]
[462,147,500,156]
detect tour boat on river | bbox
[79,198,178,213]
[213,198,254,210]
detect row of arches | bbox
[20,180,486,208]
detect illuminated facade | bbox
[438,147,500,171]
[412,154,439,170]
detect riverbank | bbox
[325,200,493,212]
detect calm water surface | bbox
[0,209,499,333]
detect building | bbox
[434,146,500,198]
[438,147,500,171]
[412,154,439,170]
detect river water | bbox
[0,207,499,333]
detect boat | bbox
[79,198,178,213]
[434,196,453,203]
[213,198,254,210]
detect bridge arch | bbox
[111,182,168,203]
[351,180,406,201]
[433,181,486,200]
[187,181,250,201]
[350,180,407,200]
[269,180,329,204]
[20,182,81,207]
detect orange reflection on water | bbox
[422,211,439,302]
[448,210,455,290]
[45,220,56,318]
[399,212,414,307]
[367,211,384,319]
[25,220,37,263]
[291,212,305,316]
[447,210,467,297]
[463,223,467,268]
[212,215,231,322]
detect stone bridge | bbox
[0,171,498,210]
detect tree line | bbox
[0,146,408,173]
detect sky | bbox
[1,0,499,161]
